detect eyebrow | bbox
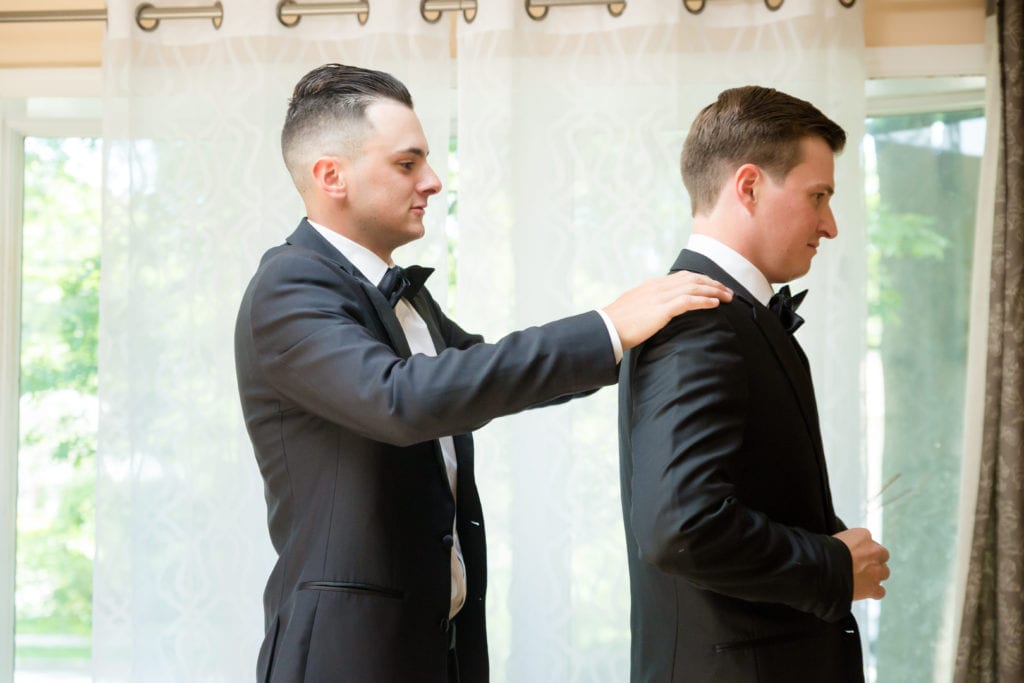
[395,147,428,158]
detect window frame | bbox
[863,71,991,683]
[0,66,101,683]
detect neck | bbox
[306,212,394,264]
[307,217,394,265]
[692,217,746,259]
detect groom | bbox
[619,86,890,682]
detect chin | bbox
[399,227,425,245]
[790,263,813,280]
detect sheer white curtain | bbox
[456,1,867,680]
[94,2,451,679]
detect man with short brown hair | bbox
[619,86,890,682]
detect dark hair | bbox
[281,64,413,190]
[680,86,846,216]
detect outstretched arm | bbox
[242,251,618,446]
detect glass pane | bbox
[863,110,985,682]
[15,137,101,682]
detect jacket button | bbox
[440,617,450,632]
[441,534,454,549]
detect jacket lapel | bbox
[363,285,414,359]
[285,219,413,358]
[749,300,823,451]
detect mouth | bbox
[411,205,426,216]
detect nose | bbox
[419,164,442,197]
[820,206,838,239]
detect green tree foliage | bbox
[16,137,100,662]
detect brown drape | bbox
[954,0,1024,681]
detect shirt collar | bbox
[686,233,774,306]
[307,219,391,287]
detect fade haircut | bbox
[281,63,414,192]
[680,86,846,217]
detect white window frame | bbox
[0,66,101,683]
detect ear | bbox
[733,163,761,216]
[311,156,347,200]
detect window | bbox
[1,93,101,683]
[15,136,100,682]
[862,78,986,682]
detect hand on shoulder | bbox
[602,271,733,350]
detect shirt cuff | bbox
[595,309,623,364]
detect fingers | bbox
[665,272,734,304]
[647,272,734,319]
[666,290,732,318]
[835,528,891,602]
[864,561,889,599]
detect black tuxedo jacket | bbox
[235,220,617,682]
[618,249,863,682]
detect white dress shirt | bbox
[686,233,774,306]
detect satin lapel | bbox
[749,304,823,453]
[747,287,837,524]
[362,282,414,359]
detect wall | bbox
[0,0,104,68]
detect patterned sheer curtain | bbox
[93,1,451,679]
[456,1,866,680]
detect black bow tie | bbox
[378,265,434,306]
[768,285,808,334]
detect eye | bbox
[398,161,415,171]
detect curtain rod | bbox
[684,0,855,12]
[526,0,626,21]
[277,1,371,27]
[0,9,107,23]
[420,0,477,24]
[0,3,227,30]
[0,1,475,28]
[0,0,856,28]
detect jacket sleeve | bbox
[625,307,853,623]
[242,250,618,446]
